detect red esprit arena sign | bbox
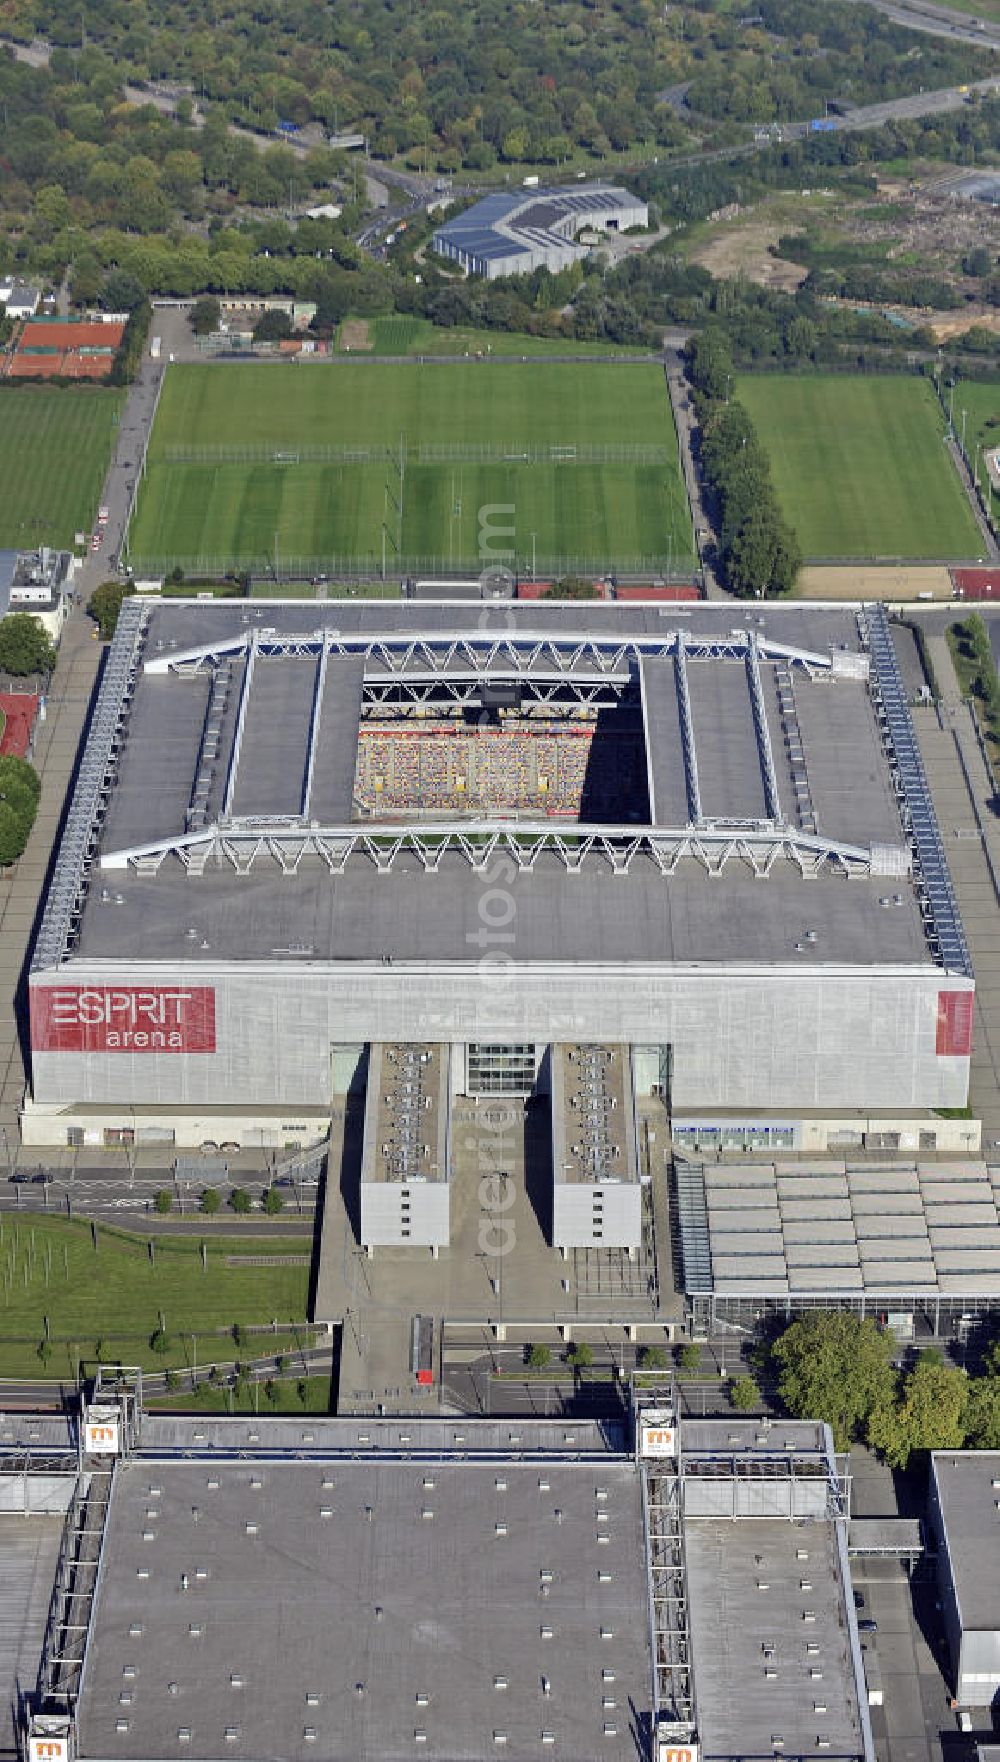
[936,990,974,1058]
[33,986,216,1053]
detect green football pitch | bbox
[736,374,984,561]
[948,378,1000,517]
[0,386,125,548]
[129,361,694,576]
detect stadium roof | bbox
[432,184,645,268]
[677,1159,1000,1301]
[930,1451,1000,1633]
[31,599,963,976]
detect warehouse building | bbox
[678,1158,1000,1335]
[432,184,648,278]
[929,1450,1000,1710]
[22,600,973,1152]
[5,1386,872,1762]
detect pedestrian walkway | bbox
[915,631,1000,1147]
[0,610,100,1138]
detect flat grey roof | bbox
[0,1517,64,1758]
[931,1450,1000,1632]
[551,1043,637,1185]
[685,1515,866,1762]
[136,1415,625,1455]
[362,1042,449,1184]
[37,600,941,974]
[69,855,932,966]
[682,1161,1000,1299]
[76,1455,651,1762]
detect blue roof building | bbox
[432,183,648,279]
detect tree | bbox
[252,307,294,343]
[89,580,127,641]
[0,755,41,866]
[199,1186,221,1215]
[150,1326,170,1354]
[730,1373,761,1412]
[527,1342,551,1369]
[964,1369,1000,1449]
[566,1341,594,1369]
[676,1342,701,1375]
[229,1187,252,1214]
[154,1188,173,1215]
[101,268,146,313]
[189,295,221,335]
[639,1344,668,1371]
[0,614,56,677]
[165,1368,181,1392]
[867,1351,968,1469]
[263,1185,284,1216]
[772,1312,896,1451]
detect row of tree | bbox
[772,1310,1000,1466]
[686,331,801,598]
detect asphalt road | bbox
[844,0,1000,48]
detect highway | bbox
[844,0,1000,48]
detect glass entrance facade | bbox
[466,1043,537,1096]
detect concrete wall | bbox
[360,1180,449,1249]
[552,1181,643,1250]
[29,962,973,1117]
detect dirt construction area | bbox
[339,318,372,351]
[795,564,955,601]
[690,221,808,292]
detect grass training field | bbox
[0,1215,313,1378]
[354,315,649,359]
[949,378,1000,515]
[736,373,984,561]
[0,386,125,548]
[129,360,694,575]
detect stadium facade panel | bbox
[23,599,973,1146]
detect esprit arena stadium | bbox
[22,596,976,1165]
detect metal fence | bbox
[127,552,700,583]
[161,441,677,467]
